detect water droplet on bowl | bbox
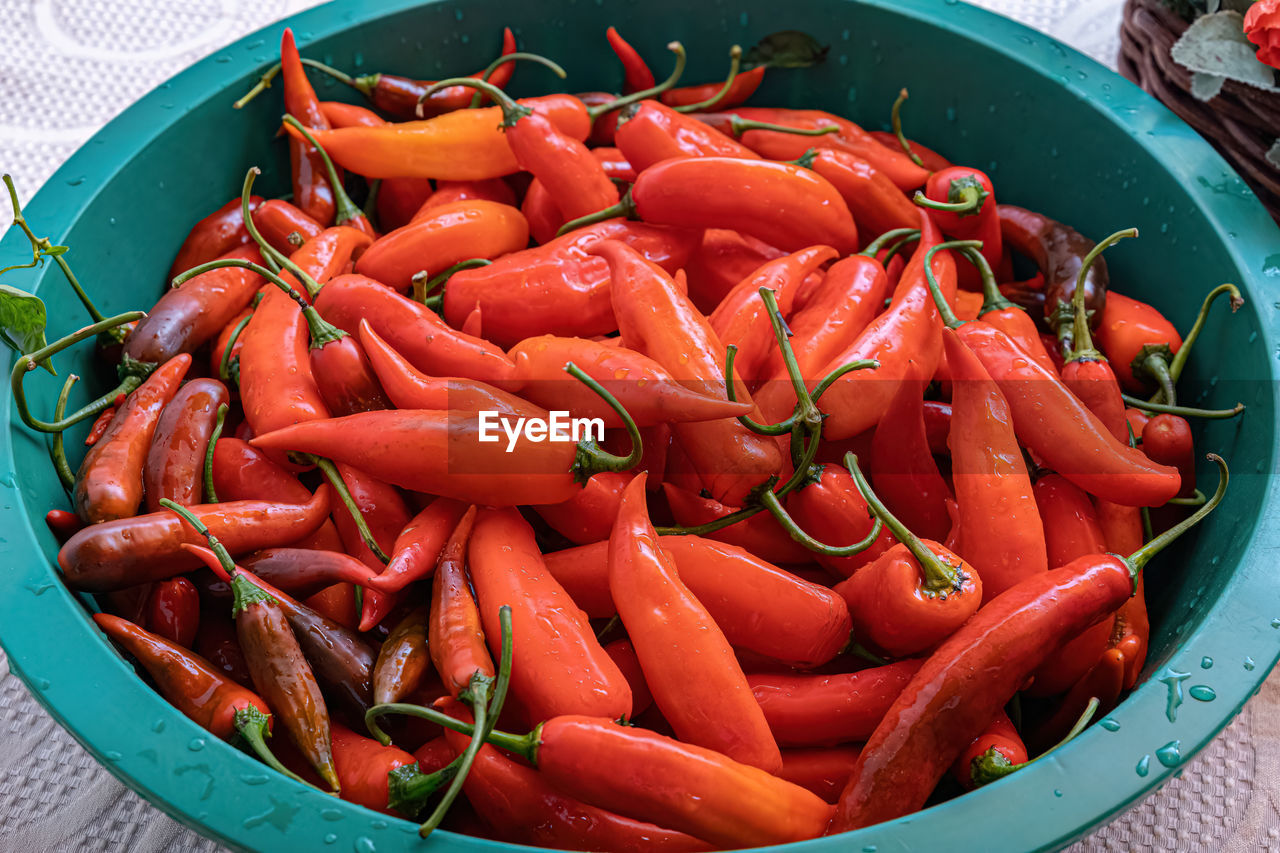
[1190,685,1216,702]
[1156,741,1181,767]
[1136,755,1150,776]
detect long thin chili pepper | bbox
[533,471,631,546]
[234,549,378,599]
[607,26,656,93]
[615,100,761,172]
[167,196,263,280]
[280,29,336,225]
[281,115,375,237]
[869,372,952,541]
[143,378,229,511]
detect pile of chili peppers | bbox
[6,23,1250,849]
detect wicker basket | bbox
[1120,0,1280,222]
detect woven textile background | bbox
[1,0,1278,850]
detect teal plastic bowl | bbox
[1,0,1278,850]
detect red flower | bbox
[1245,0,1280,71]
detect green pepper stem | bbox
[890,89,925,168]
[955,245,1015,316]
[418,606,513,837]
[281,115,365,228]
[1066,228,1137,364]
[413,258,492,305]
[757,489,884,556]
[727,115,837,137]
[203,403,228,503]
[11,312,147,433]
[1118,393,1243,419]
[923,240,980,330]
[235,167,323,299]
[565,361,642,480]
[1163,283,1244,389]
[673,45,742,114]
[313,456,390,563]
[859,227,921,258]
[588,42,687,119]
[48,373,78,491]
[1126,454,1228,578]
[971,698,1100,787]
[158,498,240,576]
[844,453,962,594]
[233,705,316,788]
[1166,489,1207,507]
[555,190,636,237]
[218,313,252,384]
[464,51,567,107]
[724,345,788,434]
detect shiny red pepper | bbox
[1095,290,1183,393]
[950,709,1028,790]
[143,378,229,511]
[281,29,336,225]
[144,577,200,649]
[749,660,922,747]
[615,100,759,172]
[168,196,263,280]
[662,66,765,111]
[869,375,952,542]
[533,471,631,545]
[784,462,898,577]
[662,482,814,565]
[251,200,324,256]
[683,229,786,314]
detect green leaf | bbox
[1171,11,1280,91]
[0,284,51,372]
[1190,71,1227,100]
[743,31,829,70]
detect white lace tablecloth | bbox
[2,0,1278,850]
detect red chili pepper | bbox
[303,311,391,419]
[510,334,754,428]
[615,100,760,172]
[441,219,700,347]
[918,167,1002,282]
[238,548,378,599]
[469,508,631,722]
[764,253,892,384]
[761,210,954,437]
[607,27,656,93]
[662,66,765,111]
[1111,577,1150,689]
[1094,290,1183,393]
[533,471,631,545]
[1026,474,1115,697]
[210,437,346,551]
[869,375,952,542]
[778,747,862,804]
[143,378,229,512]
[144,576,200,649]
[868,130,953,170]
[59,487,332,591]
[784,462,898,577]
[520,178,564,245]
[168,196,263,280]
[949,243,1060,376]
[945,327,1048,601]
[296,95,591,180]
[318,100,385,129]
[374,177,436,231]
[44,508,83,543]
[354,200,529,292]
[362,498,467,594]
[710,245,837,385]
[604,638,653,717]
[374,606,432,707]
[422,507,489,694]
[950,709,1028,790]
[84,405,116,447]
[315,273,518,389]
[610,474,783,770]
[74,354,191,523]
[1031,648,1125,752]
[210,307,250,378]
[320,463,406,630]
[592,146,638,182]
[1142,414,1196,498]
[330,721,417,815]
[699,107,930,191]
[789,147,922,239]
[439,707,709,851]
[194,612,253,688]
[662,482,814,565]
[251,200,324,256]
[415,178,516,218]
[683,229,786,314]
[281,29,337,225]
[125,245,264,367]
[599,239,781,505]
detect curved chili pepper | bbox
[322,463,406,630]
[950,243,1059,375]
[571,157,857,254]
[424,508,488,695]
[784,462,898,577]
[209,438,346,552]
[945,327,1047,601]
[368,498,469,593]
[869,375,952,542]
[330,721,417,814]
[92,613,298,779]
[227,565,339,790]
[697,107,930,191]
[778,747,862,804]
[920,257,1181,507]
[295,95,591,180]
[314,273,518,389]
[710,245,837,385]
[236,549,378,599]
[759,210,953,436]
[186,544,375,717]
[748,659,922,747]
[168,196,263,280]
[194,612,253,687]
[281,29,336,225]
[59,486,331,591]
[831,456,1227,831]
[1026,474,1114,697]
[615,100,759,171]
[545,534,852,668]
[950,709,1028,790]
[74,354,191,523]
[126,245,263,367]
[598,239,780,505]
[610,474,781,770]
[144,576,200,649]
[998,205,1108,348]
[663,66,765,111]
[607,27,656,93]
[469,508,631,722]
[354,200,529,292]
[442,219,700,347]
[211,308,250,380]
[296,306,391,418]
[1094,290,1183,394]
[373,605,432,707]
[251,200,323,256]
[319,100,385,129]
[832,457,980,657]
[788,147,921,239]
[764,253,892,384]
[661,481,813,565]
[520,178,564,244]
[143,378,229,512]
[416,179,516,217]
[510,334,754,428]
[533,471,630,545]
[1032,648,1125,752]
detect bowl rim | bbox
[2,0,1280,851]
